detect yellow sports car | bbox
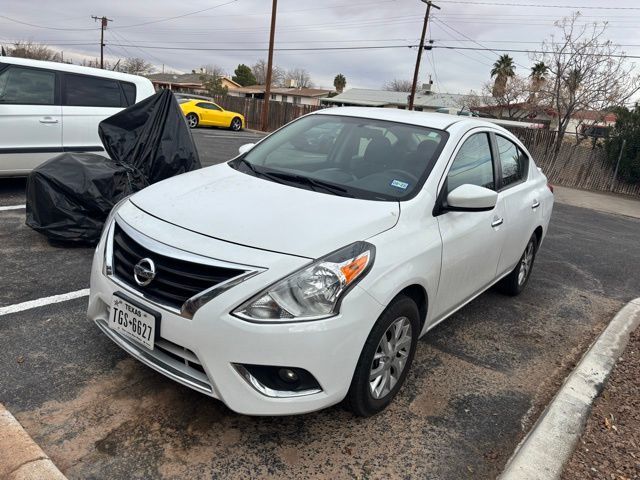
[179,99,245,131]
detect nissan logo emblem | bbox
[133,258,156,286]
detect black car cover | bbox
[26,89,201,244]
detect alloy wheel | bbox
[369,316,413,400]
[231,118,242,131]
[187,114,198,128]
[518,240,535,286]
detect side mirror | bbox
[238,143,255,155]
[446,184,497,212]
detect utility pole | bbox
[408,0,439,110]
[91,15,113,69]
[261,0,278,132]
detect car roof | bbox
[0,56,152,86]
[313,106,510,134]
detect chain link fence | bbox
[505,127,640,196]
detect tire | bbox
[347,295,420,417]
[230,117,243,131]
[186,113,199,129]
[497,233,538,296]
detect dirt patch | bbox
[562,327,640,480]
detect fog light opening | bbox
[278,368,299,383]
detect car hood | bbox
[130,163,400,258]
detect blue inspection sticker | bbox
[390,179,409,190]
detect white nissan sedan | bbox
[88,108,553,416]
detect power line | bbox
[437,0,640,9]
[432,44,640,59]
[0,15,99,31]
[105,43,418,52]
[111,0,239,29]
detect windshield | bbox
[229,114,448,201]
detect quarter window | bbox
[447,133,494,193]
[121,82,136,106]
[64,74,122,107]
[0,67,56,105]
[496,135,528,187]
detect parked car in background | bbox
[179,99,244,131]
[0,57,155,177]
[89,108,553,417]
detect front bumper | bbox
[88,207,384,415]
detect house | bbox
[475,103,617,134]
[146,72,241,95]
[227,85,333,106]
[320,86,469,112]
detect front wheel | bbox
[186,113,199,129]
[347,295,420,417]
[497,233,538,296]
[230,117,243,131]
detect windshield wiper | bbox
[264,171,353,197]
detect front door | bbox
[432,132,507,321]
[0,64,62,174]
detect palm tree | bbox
[491,54,516,97]
[566,67,582,95]
[333,73,346,93]
[529,61,549,101]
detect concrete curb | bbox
[0,404,67,480]
[499,297,640,480]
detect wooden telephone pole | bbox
[91,15,113,69]
[261,0,278,132]
[408,0,439,110]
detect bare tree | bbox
[383,79,413,92]
[8,41,62,62]
[284,67,313,88]
[251,59,284,86]
[481,76,540,120]
[535,13,640,154]
[199,64,226,78]
[122,57,155,75]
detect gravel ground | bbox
[562,327,640,480]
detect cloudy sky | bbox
[1,0,639,93]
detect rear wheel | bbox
[186,113,199,129]
[497,233,538,296]
[230,117,243,131]
[347,295,420,417]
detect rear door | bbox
[61,73,130,155]
[432,131,507,320]
[493,134,538,276]
[0,64,62,175]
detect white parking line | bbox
[0,204,26,212]
[0,289,90,317]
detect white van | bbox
[0,57,156,176]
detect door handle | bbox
[491,217,504,228]
[532,199,540,209]
[39,117,59,124]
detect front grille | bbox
[112,223,244,311]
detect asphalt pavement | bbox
[1,128,639,479]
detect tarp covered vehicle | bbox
[26,89,200,244]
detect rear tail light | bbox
[547,183,554,194]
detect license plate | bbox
[109,293,158,350]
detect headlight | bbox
[101,195,132,275]
[233,242,375,322]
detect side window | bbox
[121,82,136,106]
[0,67,56,105]
[64,74,122,107]
[496,135,528,187]
[447,133,494,193]
[196,102,222,111]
